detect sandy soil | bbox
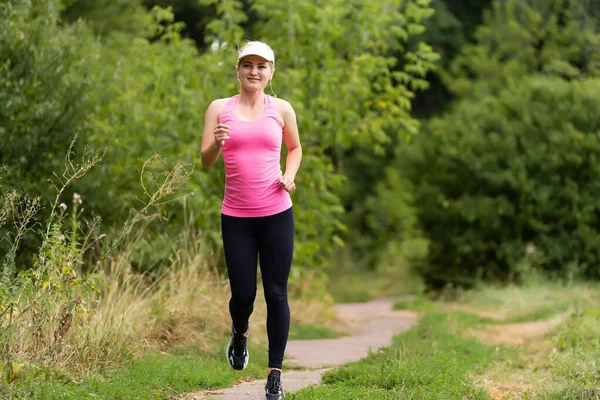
[473,314,569,345]
[182,298,418,400]
[472,314,571,399]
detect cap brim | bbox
[238,53,271,62]
[237,44,274,64]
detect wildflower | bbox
[73,193,82,205]
[59,203,67,212]
[58,235,66,242]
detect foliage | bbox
[406,0,494,117]
[338,161,429,282]
[0,1,97,199]
[1,0,439,275]
[78,8,225,267]
[401,76,600,288]
[0,137,199,388]
[62,0,151,37]
[413,0,470,65]
[388,0,600,289]
[0,0,99,263]
[0,132,332,394]
[445,0,600,99]
[142,0,222,50]
[0,148,107,387]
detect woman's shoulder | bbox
[270,96,292,108]
[209,97,233,111]
[269,97,296,129]
[206,97,235,121]
[270,96,295,115]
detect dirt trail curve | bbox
[183,298,418,400]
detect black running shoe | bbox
[265,369,284,399]
[226,325,248,370]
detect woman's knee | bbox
[264,289,288,309]
[230,292,257,308]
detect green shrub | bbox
[401,76,600,288]
[444,0,600,99]
[0,1,99,264]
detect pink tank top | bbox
[219,95,292,217]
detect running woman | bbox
[200,40,302,400]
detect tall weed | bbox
[0,142,196,383]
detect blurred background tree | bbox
[393,0,600,289]
[3,0,600,294]
[1,0,437,284]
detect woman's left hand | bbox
[279,175,296,193]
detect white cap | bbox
[237,42,275,66]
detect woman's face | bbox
[237,55,273,91]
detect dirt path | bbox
[184,298,418,400]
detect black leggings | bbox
[221,207,294,369]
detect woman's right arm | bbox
[200,99,227,168]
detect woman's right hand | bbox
[214,123,230,147]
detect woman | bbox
[200,41,301,400]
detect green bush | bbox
[0,1,99,263]
[401,76,600,288]
[0,1,97,200]
[444,0,600,99]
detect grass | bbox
[3,318,346,399]
[288,312,503,399]
[288,323,346,340]
[5,280,597,399]
[0,248,336,400]
[393,296,571,324]
[324,245,425,304]
[1,313,343,399]
[327,269,422,304]
[2,321,342,399]
[289,281,600,399]
[3,187,597,400]
[1,343,270,399]
[393,297,436,312]
[326,270,378,303]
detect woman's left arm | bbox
[280,100,302,192]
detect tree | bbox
[401,76,600,288]
[410,0,494,117]
[2,0,439,275]
[62,0,151,37]
[0,1,99,265]
[445,0,600,99]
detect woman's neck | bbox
[238,90,265,108]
